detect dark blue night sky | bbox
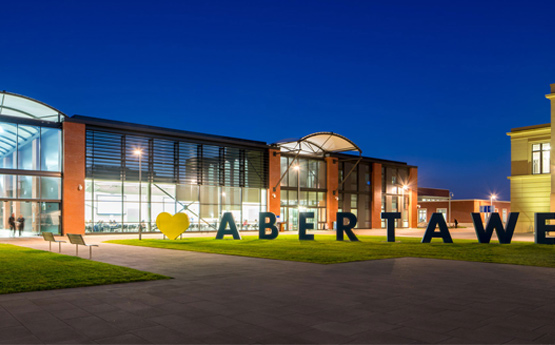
[2,0,555,201]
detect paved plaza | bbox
[0,231,553,344]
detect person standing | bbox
[8,213,15,236]
[17,215,25,236]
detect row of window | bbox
[419,198,449,202]
[0,174,61,200]
[338,161,371,192]
[280,156,326,189]
[85,181,264,204]
[85,180,267,233]
[279,190,326,207]
[417,208,509,224]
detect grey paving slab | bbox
[131,324,205,344]
[64,315,123,340]
[95,333,151,344]
[0,335,44,344]
[0,235,555,344]
[49,307,92,320]
[28,325,92,344]
[0,325,35,343]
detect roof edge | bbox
[510,123,550,132]
[68,115,271,149]
[0,91,67,117]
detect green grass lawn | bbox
[107,235,555,267]
[0,244,169,294]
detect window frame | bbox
[532,142,550,175]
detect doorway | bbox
[0,201,60,237]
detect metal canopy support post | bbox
[335,155,362,195]
[273,147,302,192]
[153,183,217,231]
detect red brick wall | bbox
[267,149,281,217]
[371,163,382,228]
[418,200,511,224]
[408,167,418,228]
[62,122,86,235]
[326,157,338,229]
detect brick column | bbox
[371,163,382,229]
[408,167,418,228]
[267,149,281,217]
[62,122,86,235]
[326,157,338,229]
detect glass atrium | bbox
[0,92,63,237]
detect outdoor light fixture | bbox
[489,194,497,220]
[448,192,454,227]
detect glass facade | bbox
[0,92,420,236]
[338,161,372,228]
[85,129,268,233]
[381,166,410,228]
[279,156,327,230]
[0,119,62,236]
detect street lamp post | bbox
[294,164,300,230]
[134,149,143,240]
[448,192,453,227]
[490,194,496,220]
[402,185,408,227]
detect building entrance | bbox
[280,206,326,231]
[0,201,60,238]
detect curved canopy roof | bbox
[275,132,362,156]
[0,91,66,122]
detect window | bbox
[40,128,61,171]
[437,208,447,221]
[532,143,550,174]
[418,209,427,223]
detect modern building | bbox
[418,187,510,227]
[0,91,418,236]
[507,84,555,233]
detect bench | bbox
[42,232,66,253]
[67,234,98,259]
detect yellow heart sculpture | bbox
[156,212,190,240]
